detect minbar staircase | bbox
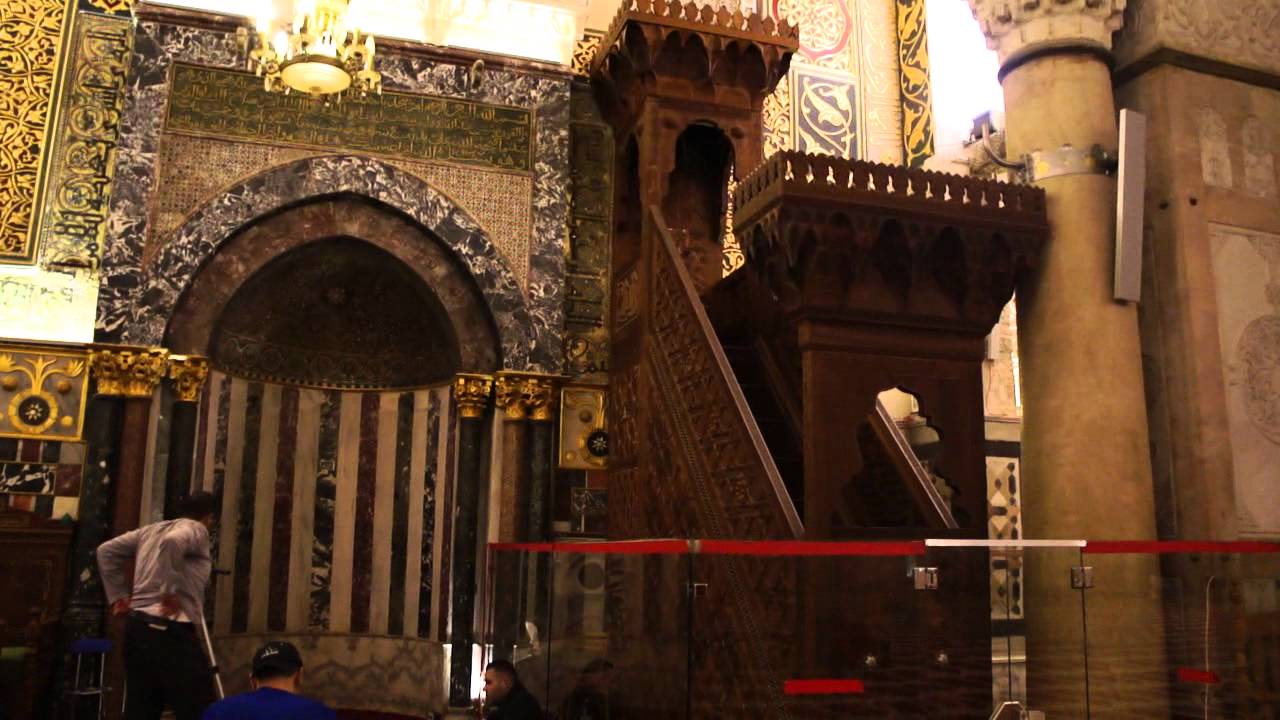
[588,3,1047,717]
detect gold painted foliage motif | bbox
[572,32,604,77]
[794,68,858,159]
[762,73,793,158]
[0,344,90,440]
[896,0,934,167]
[774,0,852,69]
[0,0,70,262]
[37,13,130,266]
[722,169,743,276]
[565,92,613,381]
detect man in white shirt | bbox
[97,491,219,720]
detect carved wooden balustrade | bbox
[731,150,1046,537]
[607,205,801,717]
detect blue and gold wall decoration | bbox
[896,0,935,168]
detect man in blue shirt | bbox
[202,641,334,720]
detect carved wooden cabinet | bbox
[0,507,72,719]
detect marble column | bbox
[521,377,557,633]
[967,1,1169,716]
[162,356,209,519]
[449,374,493,708]
[87,345,168,720]
[521,377,556,543]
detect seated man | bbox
[202,641,334,720]
[483,660,544,720]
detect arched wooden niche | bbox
[167,196,501,388]
[210,237,461,389]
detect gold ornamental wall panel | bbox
[773,0,853,71]
[895,0,934,167]
[35,12,130,266]
[854,0,903,164]
[792,65,858,159]
[0,0,75,263]
[564,82,612,381]
[165,64,534,173]
[0,344,90,441]
[559,385,607,469]
[761,0,909,164]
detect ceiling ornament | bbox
[247,0,381,103]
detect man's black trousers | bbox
[123,613,216,720]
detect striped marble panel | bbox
[231,382,264,633]
[199,376,448,639]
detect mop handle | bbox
[199,612,226,700]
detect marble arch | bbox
[115,154,543,371]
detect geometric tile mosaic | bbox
[153,133,534,289]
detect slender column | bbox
[490,375,529,664]
[521,377,557,637]
[967,2,1168,716]
[494,375,532,542]
[88,345,168,720]
[449,374,493,708]
[163,355,209,519]
[521,377,556,543]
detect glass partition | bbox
[482,539,1280,719]
[1083,543,1280,719]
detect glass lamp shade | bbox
[279,55,353,95]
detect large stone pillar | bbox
[449,373,493,708]
[967,1,1169,716]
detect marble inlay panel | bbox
[0,464,56,494]
[311,390,341,629]
[150,135,535,289]
[212,633,445,715]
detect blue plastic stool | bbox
[66,638,111,720]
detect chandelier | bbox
[249,0,382,102]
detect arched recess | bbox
[662,123,735,293]
[167,196,500,378]
[124,155,540,371]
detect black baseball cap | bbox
[251,641,303,678]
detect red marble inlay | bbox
[19,440,41,463]
[268,386,299,631]
[54,465,82,497]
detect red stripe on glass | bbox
[1176,668,1220,685]
[1085,540,1280,554]
[783,679,865,695]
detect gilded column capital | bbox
[493,372,559,422]
[454,374,494,419]
[966,0,1127,67]
[521,376,557,422]
[494,375,528,421]
[90,346,169,398]
[167,355,210,403]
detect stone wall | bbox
[1116,15,1280,538]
